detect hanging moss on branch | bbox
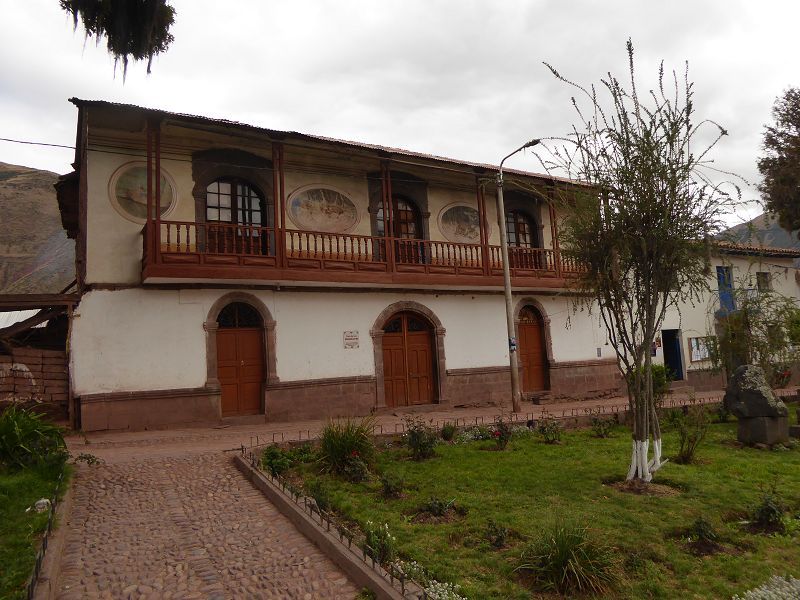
[60,0,176,78]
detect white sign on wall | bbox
[343,330,359,349]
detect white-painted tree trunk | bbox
[626,439,652,482]
[626,437,665,481]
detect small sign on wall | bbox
[343,330,359,349]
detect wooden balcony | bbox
[142,221,584,289]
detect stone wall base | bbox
[686,369,725,392]
[78,387,221,432]
[737,416,790,445]
[265,376,376,422]
[549,359,625,399]
[444,366,511,407]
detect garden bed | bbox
[0,463,69,600]
[262,407,800,599]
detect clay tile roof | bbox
[714,240,800,258]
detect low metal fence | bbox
[26,467,65,600]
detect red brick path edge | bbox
[234,454,420,600]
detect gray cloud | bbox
[1,0,798,226]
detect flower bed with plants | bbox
[0,406,71,600]
[257,406,800,599]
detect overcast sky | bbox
[1,0,798,224]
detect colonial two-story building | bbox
[54,99,800,431]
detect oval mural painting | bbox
[288,187,358,233]
[111,163,175,222]
[440,205,482,243]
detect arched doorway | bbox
[216,302,265,416]
[518,305,549,392]
[382,311,436,407]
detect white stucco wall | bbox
[658,254,800,376]
[71,287,607,395]
[85,149,195,285]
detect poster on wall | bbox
[688,337,713,362]
[439,205,482,243]
[110,163,175,222]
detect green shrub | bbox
[492,417,513,450]
[380,472,405,499]
[686,517,719,544]
[306,478,333,512]
[261,445,292,476]
[0,405,67,470]
[486,519,510,548]
[403,417,438,460]
[665,405,710,464]
[341,455,370,483]
[714,402,731,423]
[591,416,615,438]
[422,496,455,517]
[441,422,457,441]
[319,417,376,478]
[752,485,786,532]
[537,417,563,444]
[363,520,397,565]
[628,364,672,408]
[515,522,621,595]
[261,442,318,477]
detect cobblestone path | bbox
[54,453,357,599]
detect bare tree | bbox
[537,40,739,481]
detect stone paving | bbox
[54,452,357,599]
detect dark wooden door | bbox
[217,328,264,416]
[382,313,435,407]
[518,307,548,392]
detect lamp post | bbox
[497,139,541,413]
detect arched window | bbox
[205,178,274,255]
[505,210,538,248]
[377,197,422,239]
[217,302,263,328]
[206,178,272,227]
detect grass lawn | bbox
[295,407,800,599]
[0,463,69,600]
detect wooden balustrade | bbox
[285,229,386,262]
[395,238,483,267]
[147,220,584,282]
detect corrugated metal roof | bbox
[0,310,47,329]
[69,98,583,186]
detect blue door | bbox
[717,266,735,314]
[662,329,684,381]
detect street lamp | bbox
[497,138,541,413]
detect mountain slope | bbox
[0,162,75,294]
[723,213,800,249]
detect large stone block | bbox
[737,416,790,445]
[724,365,788,418]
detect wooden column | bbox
[277,144,287,268]
[154,119,162,265]
[272,143,284,265]
[381,161,395,271]
[145,121,155,262]
[476,176,490,275]
[548,188,562,278]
